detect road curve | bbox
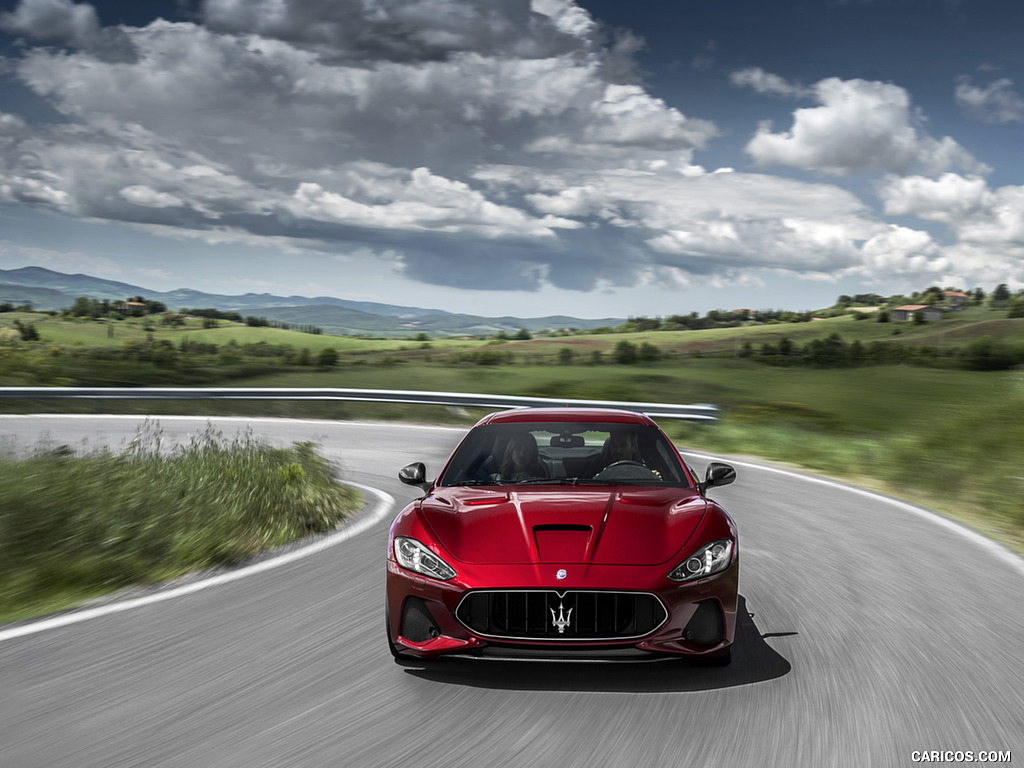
[1,415,1022,768]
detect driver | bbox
[589,430,644,476]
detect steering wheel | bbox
[603,460,646,471]
[594,460,660,481]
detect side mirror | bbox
[399,462,431,491]
[699,462,736,494]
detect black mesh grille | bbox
[455,591,667,641]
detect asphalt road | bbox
[1,415,1022,768]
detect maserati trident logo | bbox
[549,602,573,634]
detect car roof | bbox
[476,407,657,426]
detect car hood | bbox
[420,486,707,566]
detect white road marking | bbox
[684,450,1024,579]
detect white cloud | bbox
[0,0,720,291]
[745,76,986,176]
[521,166,887,276]
[932,242,1024,290]
[0,0,99,44]
[119,185,185,208]
[285,167,581,237]
[879,173,989,224]
[880,173,1024,246]
[525,83,716,158]
[730,67,813,98]
[852,225,948,277]
[0,1,1017,297]
[955,76,1024,124]
[201,0,595,62]
[530,0,596,38]
[0,0,136,61]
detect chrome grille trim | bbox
[454,590,668,642]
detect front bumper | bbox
[386,559,738,659]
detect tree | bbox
[921,286,943,306]
[13,319,39,341]
[805,333,847,367]
[558,347,574,364]
[317,347,339,366]
[613,340,638,364]
[1008,299,1024,319]
[962,336,1021,370]
[991,284,1011,305]
[626,316,661,332]
[513,328,532,340]
[638,342,661,362]
[70,296,98,317]
[848,339,865,365]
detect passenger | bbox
[495,433,546,481]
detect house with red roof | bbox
[892,305,943,322]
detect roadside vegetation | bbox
[2,284,1024,560]
[0,423,361,623]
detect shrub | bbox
[614,340,638,364]
[0,424,360,619]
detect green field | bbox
[3,304,1024,553]
[1,312,483,354]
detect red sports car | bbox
[386,408,738,664]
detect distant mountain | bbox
[0,266,450,318]
[0,266,624,336]
[1,267,151,303]
[0,282,77,308]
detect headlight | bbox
[394,537,456,581]
[668,539,733,582]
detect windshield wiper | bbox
[446,479,509,487]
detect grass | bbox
[233,357,1014,434]
[663,400,1024,554]
[1,312,485,353]
[4,304,1024,561]
[0,422,362,623]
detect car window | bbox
[438,421,691,487]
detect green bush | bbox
[0,423,360,621]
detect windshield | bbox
[438,421,691,487]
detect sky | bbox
[0,0,1022,318]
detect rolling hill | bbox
[0,266,623,337]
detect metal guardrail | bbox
[0,387,718,422]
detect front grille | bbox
[455,590,667,641]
